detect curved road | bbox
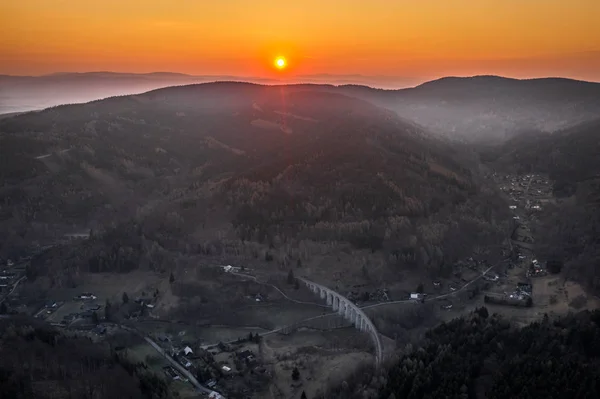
[214,259,508,347]
[361,259,508,310]
[134,258,510,382]
[117,324,226,398]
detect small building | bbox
[206,380,217,388]
[82,303,101,311]
[221,365,232,372]
[94,326,107,335]
[183,346,193,356]
[163,367,180,380]
[75,293,97,300]
[410,293,424,302]
[222,265,241,273]
[483,273,499,282]
[180,357,192,368]
[237,350,253,360]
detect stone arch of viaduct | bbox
[298,277,383,367]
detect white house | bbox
[223,265,233,273]
[180,357,192,368]
[410,293,424,302]
[183,346,193,355]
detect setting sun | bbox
[274,56,287,70]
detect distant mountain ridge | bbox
[331,75,600,142]
[2,73,600,142]
[0,71,416,114]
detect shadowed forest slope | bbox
[325,309,600,399]
[1,82,509,284]
[0,316,171,399]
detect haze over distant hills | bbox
[3,73,600,143]
[332,75,600,142]
[0,72,419,115]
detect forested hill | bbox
[0,316,172,399]
[1,82,508,284]
[324,308,600,399]
[382,309,600,399]
[332,76,600,143]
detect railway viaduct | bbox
[298,277,384,367]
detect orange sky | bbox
[1,0,599,81]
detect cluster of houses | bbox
[221,265,242,273]
[526,259,547,278]
[498,281,533,303]
[156,332,264,397]
[495,173,551,213]
[484,280,534,307]
[0,270,18,292]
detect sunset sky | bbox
[1,0,599,82]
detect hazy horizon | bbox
[3,70,600,84]
[2,1,600,81]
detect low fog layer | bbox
[0,72,419,115]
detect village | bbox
[1,170,596,398]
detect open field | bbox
[260,328,373,399]
[42,271,166,304]
[127,339,203,398]
[489,276,600,325]
[139,301,327,340]
[136,321,269,346]
[44,301,84,323]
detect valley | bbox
[1,79,599,399]
[2,166,597,398]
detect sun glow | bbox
[274,56,287,70]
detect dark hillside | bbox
[1,82,509,284]
[0,316,171,399]
[325,309,600,399]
